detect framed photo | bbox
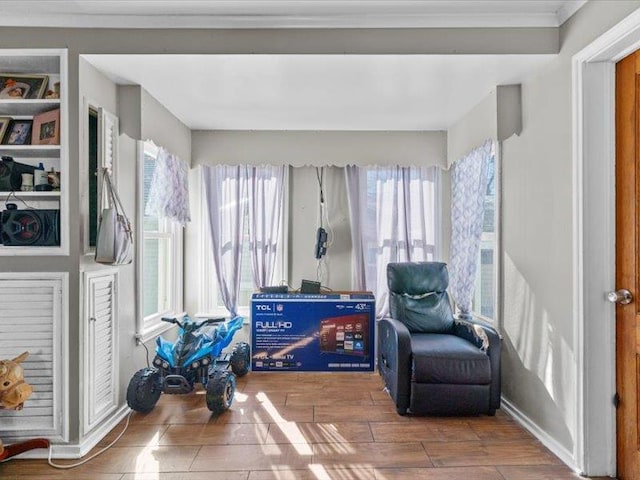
[32,108,60,145]
[0,74,49,100]
[0,117,10,143]
[3,119,32,145]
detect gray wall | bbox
[288,166,352,290]
[78,58,190,444]
[1,3,634,455]
[192,130,447,168]
[79,59,162,442]
[446,0,640,462]
[118,85,191,162]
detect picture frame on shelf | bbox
[32,108,60,145]
[0,117,10,143]
[3,119,32,145]
[0,74,49,100]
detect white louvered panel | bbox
[0,277,63,439]
[100,107,119,178]
[98,108,119,211]
[84,271,118,434]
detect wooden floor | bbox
[1,372,609,479]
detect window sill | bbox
[465,312,498,330]
[136,310,186,344]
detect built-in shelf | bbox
[0,191,60,199]
[0,49,67,256]
[0,99,60,116]
[0,145,60,158]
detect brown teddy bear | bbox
[0,351,33,411]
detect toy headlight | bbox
[162,361,169,369]
[191,361,200,369]
[202,358,210,365]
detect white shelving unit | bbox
[0,49,68,255]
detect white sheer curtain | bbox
[449,140,494,317]
[346,165,438,317]
[247,166,287,289]
[202,165,247,316]
[145,147,191,225]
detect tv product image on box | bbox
[319,314,369,357]
[251,291,375,372]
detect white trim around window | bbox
[135,140,184,343]
[196,165,288,320]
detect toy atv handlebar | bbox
[161,316,225,330]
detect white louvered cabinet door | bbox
[84,270,119,434]
[0,275,67,442]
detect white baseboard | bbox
[9,404,131,460]
[501,396,578,472]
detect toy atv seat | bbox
[127,315,250,415]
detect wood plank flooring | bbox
[0,372,610,479]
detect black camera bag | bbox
[0,156,36,191]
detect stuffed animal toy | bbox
[0,351,33,411]
[0,352,49,461]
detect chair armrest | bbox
[377,317,412,414]
[453,316,501,411]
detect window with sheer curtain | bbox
[139,142,184,340]
[199,165,287,317]
[346,165,439,317]
[472,153,497,320]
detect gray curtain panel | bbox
[346,165,438,318]
[202,164,247,316]
[247,165,287,289]
[449,139,493,316]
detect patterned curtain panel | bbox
[202,165,247,316]
[345,165,438,318]
[145,147,191,225]
[449,140,494,317]
[247,165,287,289]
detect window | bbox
[88,108,98,248]
[200,203,257,316]
[84,105,118,252]
[472,154,498,320]
[137,141,183,340]
[198,167,287,317]
[346,165,439,317]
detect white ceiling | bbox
[49,2,573,131]
[84,54,554,131]
[0,1,586,28]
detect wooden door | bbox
[616,50,640,480]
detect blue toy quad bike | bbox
[126,315,250,414]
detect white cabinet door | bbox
[84,270,119,433]
[0,274,67,442]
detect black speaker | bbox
[0,209,60,246]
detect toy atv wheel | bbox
[127,368,161,413]
[206,369,236,414]
[229,342,251,377]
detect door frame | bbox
[573,7,640,476]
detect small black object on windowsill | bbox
[259,285,289,294]
[300,279,321,294]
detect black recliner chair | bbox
[378,261,501,416]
